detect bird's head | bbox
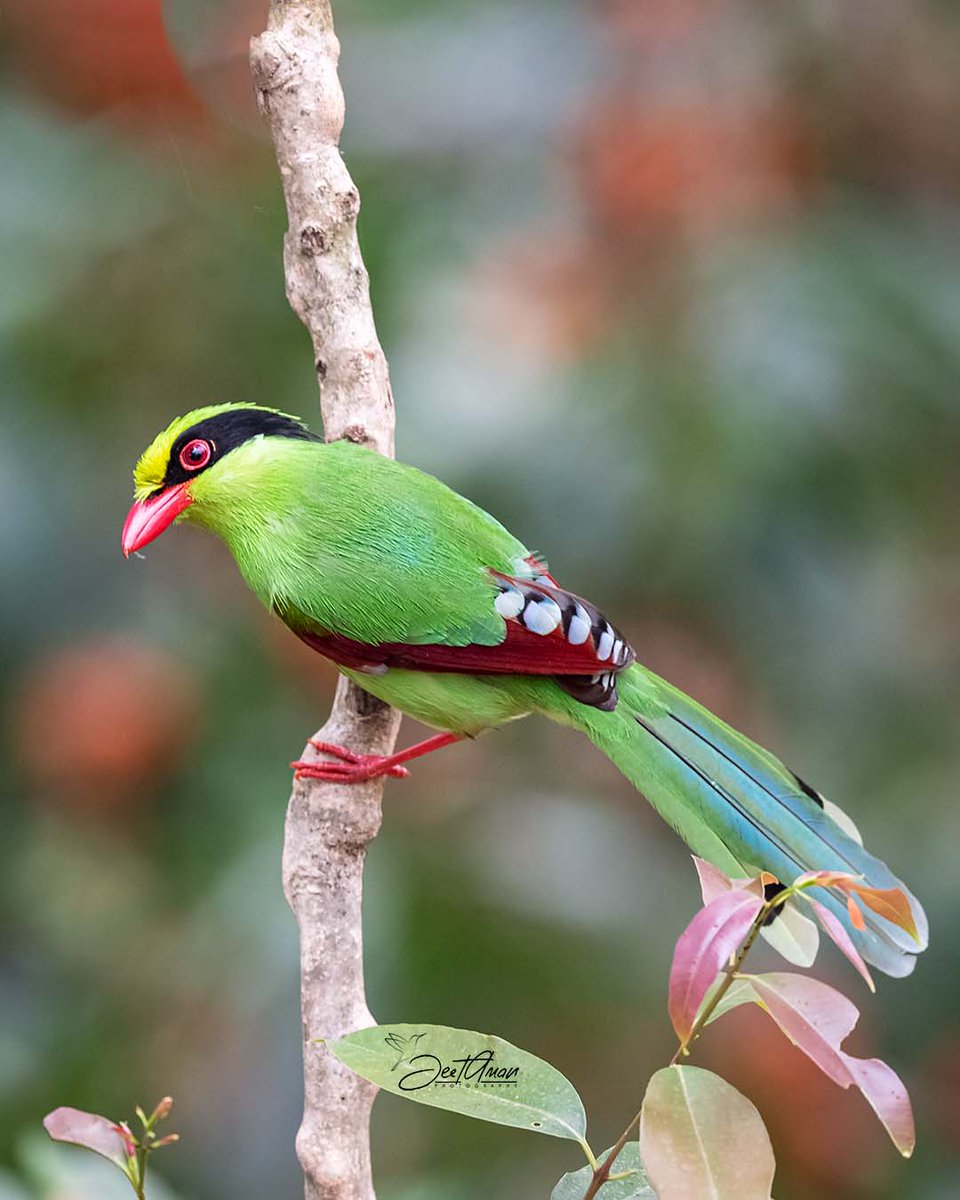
[122,403,320,556]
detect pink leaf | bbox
[805,897,875,992]
[749,973,855,1085]
[43,1107,128,1169]
[692,857,763,906]
[746,973,915,1156]
[669,889,763,1043]
[846,1056,916,1158]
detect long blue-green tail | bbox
[564,664,927,978]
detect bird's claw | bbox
[290,739,410,784]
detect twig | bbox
[250,5,401,1198]
[670,890,784,1065]
[580,1107,644,1200]
[582,892,784,1199]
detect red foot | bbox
[290,731,462,785]
[291,740,411,783]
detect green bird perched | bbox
[123,403,926,978]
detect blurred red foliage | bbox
[479,0,817,356]
[13,636,200,811]
[577,98,810,243]
[472,237,613,360]
[597,0,718,48]
[921,1031,960,1148]
[4,0,204,129]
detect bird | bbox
[123,402,927,978]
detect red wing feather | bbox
[296,623,607,675]
[293,570,635,680]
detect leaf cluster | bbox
[325,860,918,1198]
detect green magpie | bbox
[123,403,927,978]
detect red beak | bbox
[122,483,192,557]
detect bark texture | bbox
[251,5,401,1197]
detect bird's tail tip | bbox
[583,667,929,980]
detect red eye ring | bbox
[179,438,213,471]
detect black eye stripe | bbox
[160,408,321,490]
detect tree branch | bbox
[250,5,401,1198]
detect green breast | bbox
[190,436,531,649]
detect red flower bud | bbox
[113,1121,138,1159]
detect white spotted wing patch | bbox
[567,605,591,645]
[488,568,635,710]
[494,588,525,619]
[522,598,562,635]
[596,628,615,661]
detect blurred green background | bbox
[2,1,959,1197]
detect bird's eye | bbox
[179,438,213,471]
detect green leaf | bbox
[702,977,758,1026]
[640,1066,775,1200]
[759,900,820,967]
[550,1143,654,1199]
[328,1024,587,1141]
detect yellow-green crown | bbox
[133,403,311,499]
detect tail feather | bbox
[573,665,928,978]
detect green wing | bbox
[260,440,533,648]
